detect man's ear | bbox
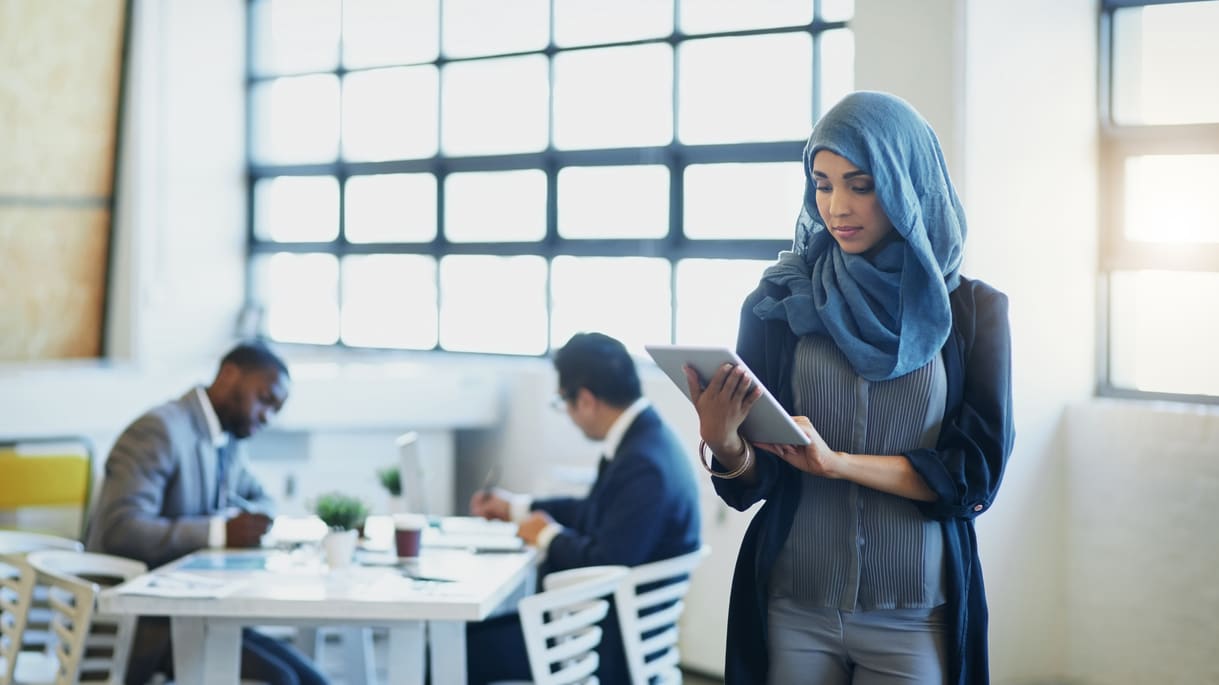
[212,362,240,390]
[574,387,597,409]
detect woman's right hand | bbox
[684,362,762,455]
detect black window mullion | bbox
[247,0,843,355]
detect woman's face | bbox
[811,150,896,254]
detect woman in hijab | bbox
[685,91,1014,685]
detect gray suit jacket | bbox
[85,388,274,569]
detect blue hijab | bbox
[753,91,967,381]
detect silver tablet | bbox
[645,344,811,446]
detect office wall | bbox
[1065,401,1219,685]
[855,0,1097,681]
[961,1,1099,682]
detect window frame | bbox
[243,1,851,354]
[1097,0,1219,404]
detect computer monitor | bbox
[395,431,430,515]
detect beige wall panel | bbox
[0,0,126,197]
[0,207,110,360]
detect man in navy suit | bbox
[467,332,702,685]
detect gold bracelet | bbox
[699,439,753,479]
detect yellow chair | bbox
[0,438,93,540]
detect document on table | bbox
[422,519,524,552]
[115,571,246,598]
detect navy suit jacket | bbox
[533,406,701,683]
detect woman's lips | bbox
[832,225,862,237]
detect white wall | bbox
[5,1,1217,683]
[856,1,1099,682]
[962,2,1099,682]
[1065,400,1219,685]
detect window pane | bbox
[820,0,855,22]
[341,255,438,349]
[678,34,812,144]
[679,0,812,34]
[1110,270,1219,396]
[554,44,673,150]
[442,0,549,58]
[439,256,548,354]
[1112,2,1219,125]
[676,258,772,346]
[819,29,855,118]
[445,170,547,242]
[442,56,549,156]
[254,176,339,242]
[343,0,439,68]
[254,253,339,344]
[346,174,437,243]
[684,162,803,239]
[343,66,439,161]
[1124,155,1219,243]
[251,75,340,165]
[550,257,671,353]
[558,165,669,239]
[553,0,673,47]
[250,0,339,75]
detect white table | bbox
[97,546,537,685]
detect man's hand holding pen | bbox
[223,493,273,548]
[469,488,511,521]
[225,511,273,548]
[470,464,510,520]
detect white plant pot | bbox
[386,495,407,514]
[321,529,358,568]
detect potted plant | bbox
[311,491,369,568]
[376,465,404,513]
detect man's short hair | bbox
[219,340,289,378]
[553,332,641,408]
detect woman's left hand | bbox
[755,416,845,478]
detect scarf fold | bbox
[753,91,967,382]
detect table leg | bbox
[386,622,426,685]
[428,620,467,685]
[170,617,241,685]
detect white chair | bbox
[24,550,146,685]
[614,546,710,685]
[515,565,629,685]
[0,533,84,685]
[0,554,37,685]
[0,534,81,557]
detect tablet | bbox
[645,344,811,446]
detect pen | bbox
[477,464,501,500]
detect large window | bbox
[245,0,854,355]
[1100,0,1219,401]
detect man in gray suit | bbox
[86,341,328,685]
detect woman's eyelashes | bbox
[814,183,875,194]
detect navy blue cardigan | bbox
[713,276,1014,685]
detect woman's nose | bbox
[828,189,850,216]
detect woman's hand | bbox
[684,363,762,455]
[755,416,845,478]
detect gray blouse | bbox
[769,334,948,611]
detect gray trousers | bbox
[766,597,948,685]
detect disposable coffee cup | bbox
[393,513,427,558]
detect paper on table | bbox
[421,528,524,552]
[438,517,518,536]
[115,571,246,599]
